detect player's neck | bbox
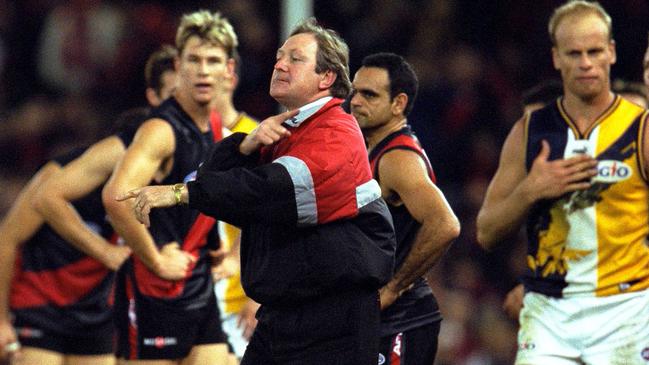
[366,117,407,152]
[562,90,615,134]
[175,91,211,132]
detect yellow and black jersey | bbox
[524,95,649,298]
[217,112,259,314]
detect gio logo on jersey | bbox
[594,160,632,183]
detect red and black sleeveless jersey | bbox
[11,147,116,335]
[368,126,442,337]
[120,97,217,309]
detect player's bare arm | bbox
[33,136,132,271]
[377,150,460,309]
[0,162,60,359]
[476,118,598,250]
[103,119,194,280]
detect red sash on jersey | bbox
[182,109,223,253]
[135,110,223,299]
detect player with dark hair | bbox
[351,52,460,365]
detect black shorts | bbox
[378,321,441,365]
[241,288,380,365]
[114,283,226,360]
[14,319,114,355]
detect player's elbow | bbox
[475,230,493,251]
[30,187,55,218]
[444,215,461,245]
[433,213,461,251]
[475,212,498,251]
[102,183,125,220]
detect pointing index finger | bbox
[275,109,300,125]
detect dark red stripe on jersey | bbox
[210,109,223,141]
[132,256,184,298]
[132,213,217,298]
[11,256,109,308]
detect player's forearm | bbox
[476,182,536,250]
[0,243,17,322]
[387,217,459,292]
[35,197,115,264]
[105,199,161,270]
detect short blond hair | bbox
[290,18,352,99]
[548,1,612,46]
[176,10,238,58]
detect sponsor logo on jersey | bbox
[594,160,632,183]
[377,353,386,365]
[143,336,177,348]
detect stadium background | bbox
[0,1,647,363]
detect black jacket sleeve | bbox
[187,133,298,227]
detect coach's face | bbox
[270,33,333,110]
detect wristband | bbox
[172,183,185,205]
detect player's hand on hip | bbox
[378,283,414,310]
[155,242,196,281]
[117,185,178,227]
[239,109,298,155]
[524,140,598,201]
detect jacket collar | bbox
[283,96,337,128]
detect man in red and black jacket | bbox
[121,18,396,365]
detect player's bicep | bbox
[111,119,175,189]
[379,151,452,224]
[51,137,126,201]
[1,162,61,244]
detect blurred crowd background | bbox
[1,1,648,364]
